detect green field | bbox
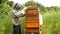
[42,11,60,34]
[0,0,60,34]
[0,11,60,34]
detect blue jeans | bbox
[13,25,21,34]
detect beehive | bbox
[26,6,40,34]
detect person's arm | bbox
[12,7,27,17]
[39,13,43,31]
[20,7,27,17]
[12,10,23,17]
[39,13,43,25]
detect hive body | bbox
[26,6,40,34]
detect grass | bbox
[41,11,60,34]
[0,31,4,34]
[0,10,60,34]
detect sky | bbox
[9,0,60,7]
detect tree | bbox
[7,1,13,7]
[0,0,8,4]
[25,1,46,12]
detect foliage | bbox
[41,11,60,34]
[0,0,60,34]
[0,0,8,4]
[7,1,13,7]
